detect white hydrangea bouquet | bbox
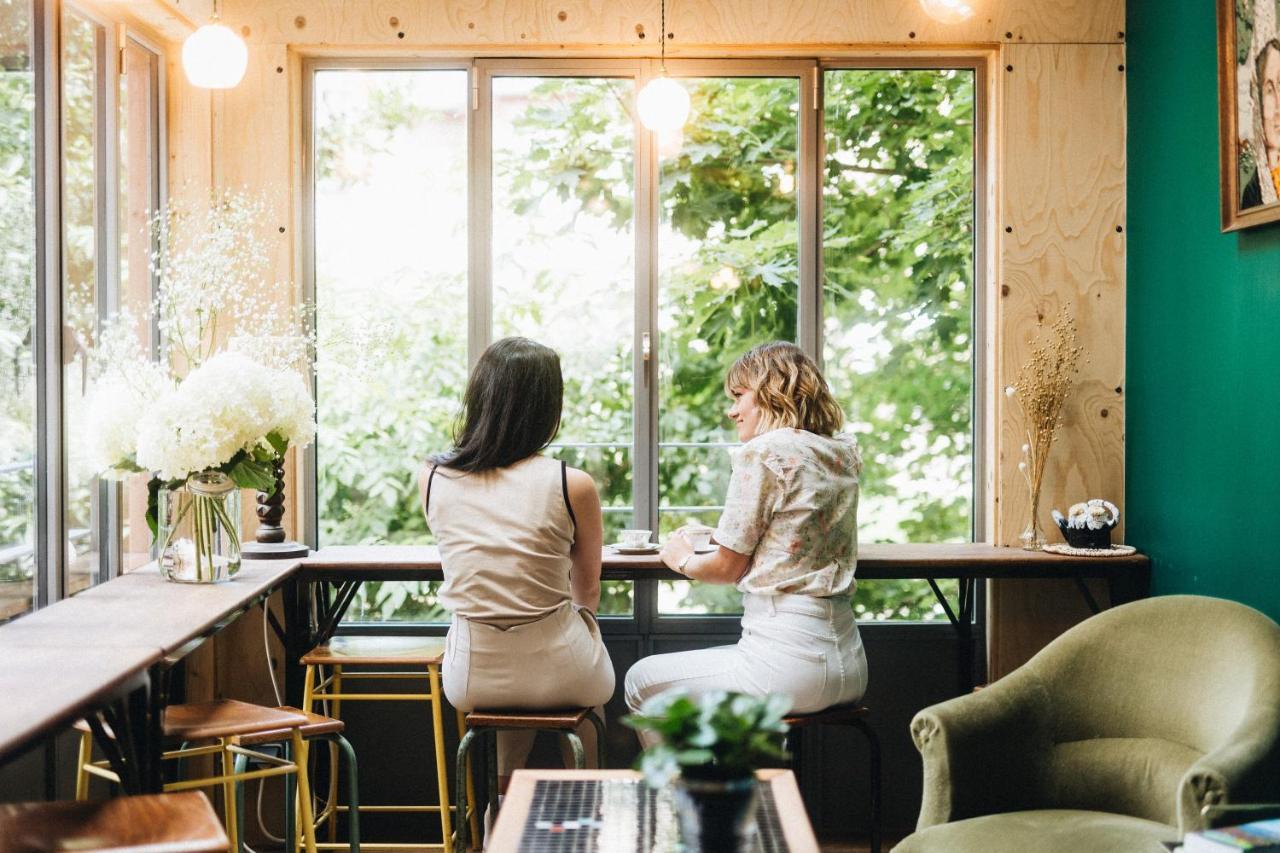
[87,191,315,582]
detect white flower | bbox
[136,352,314,481]
[1005,385,1016,397]
[85,366,172,475]
[1021,443,1030,454]
[1017,461,1027,471]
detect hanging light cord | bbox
[659,0,667,73]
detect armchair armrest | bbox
[911,670,1054,830]
[1179,711,1280,834]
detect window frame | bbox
[300,54,988,629]
[6,0,165,620]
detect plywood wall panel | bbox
[176,0,1130,689]
[990,42,1126,679]
[219,0,1123,47]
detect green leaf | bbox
[227,457,276,493]
[265,429,289,457]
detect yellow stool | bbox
[74,700,319,853]
[301,636,478,852]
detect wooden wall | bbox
[140,0,1128,684]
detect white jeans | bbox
[444,602,614,774]
[624,592,868,716]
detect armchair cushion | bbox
[892,809,1179,853]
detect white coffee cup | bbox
[619,529,653,548]
[684,525,714,551]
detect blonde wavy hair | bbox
[724,342,844,437]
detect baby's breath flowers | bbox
[1007,307,1083,549]
[85,189,316,540]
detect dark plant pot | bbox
[1055,518,1114,549]
[673,775,759,852]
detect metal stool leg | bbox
[851,718,883,853]
[455,709,479,845]
[327,667,343,846]
[426,663,454,853]
[75,729,93,801]
[284,740,296,853]
[292,730,318,853]
[586,711,607,769]
[486,730,499,844]
[564,731,586,770]
[233,753,249,853]
[455,728,479,853]
[330,732,360,853]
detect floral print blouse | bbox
[713,428,861,597]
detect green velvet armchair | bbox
[894,595,1280,853]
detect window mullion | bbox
[635,59,659,632]
[798,62,821,361]
[35,0,65,607]
[468,61,492,372]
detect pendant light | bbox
[182,0,248,90]
[919,0,976,25]
[637,0,690,134]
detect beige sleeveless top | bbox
[425,454,577,626]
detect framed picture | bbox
[1219,0,1280,231]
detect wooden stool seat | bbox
[783,702,871,728]
[232,707,345,746]
[0,792,228,853]
[301,635,446,666]
[74,700,310,742]
[464,708,593,731]
[163,700,310,741]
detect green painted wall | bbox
[1127,0,1280,619]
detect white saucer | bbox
[609,542,659,555]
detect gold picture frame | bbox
[1219,0,1280,231]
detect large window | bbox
[0,0,38,620]
[0,3,163,621]
[307,59,980,625]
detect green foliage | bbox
[313,68,976,623]
[624,690,791,785]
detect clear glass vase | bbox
[158,471,241,583]
[1019,485,1046,551]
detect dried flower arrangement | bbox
[1005,306,1083,550]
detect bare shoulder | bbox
[564,466,601,506]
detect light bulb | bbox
[638,76,691,133]
[919,0,975,24]
[182,23,248,89]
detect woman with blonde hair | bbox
[624,341,867,718]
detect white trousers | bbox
[624,592,868,718]
[444,602,614,775]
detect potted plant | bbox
[624,690,791,852]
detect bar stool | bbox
[230,706,359,853]
[0,792,228,853]
[74,700,318,853]
[301,635,477,852]
[783,702,882,853]
[453,708,606,852]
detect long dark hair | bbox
[434,337,563,473]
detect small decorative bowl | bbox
[1051,499,1120,550]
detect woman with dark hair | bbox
[421,337,614,781]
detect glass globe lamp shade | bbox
[182,23,248,89]
[637,76,691,133]
[918,0,975,24]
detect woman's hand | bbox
[660,529,696,574]
[661,528,751,585]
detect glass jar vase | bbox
[157,471,241,583]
